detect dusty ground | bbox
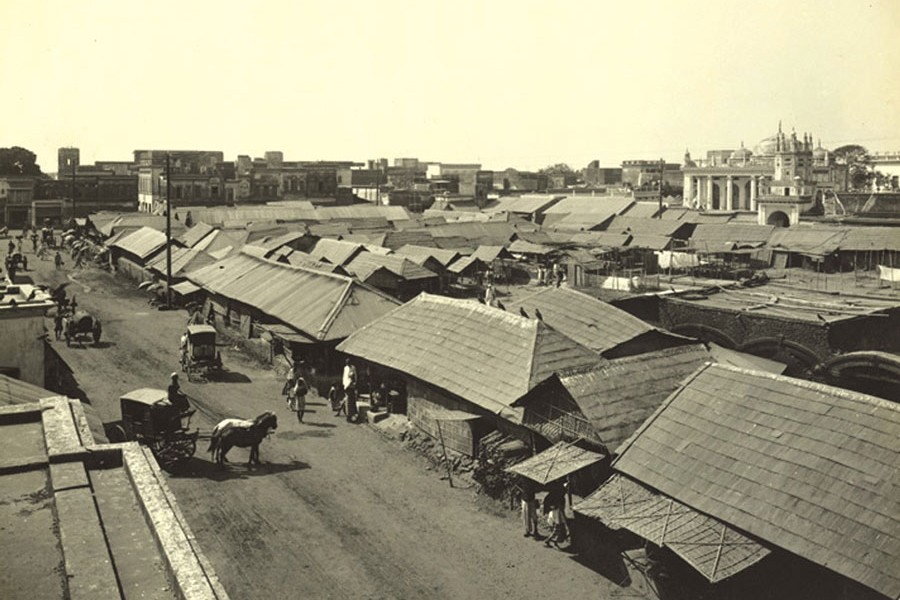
[22,237,652,600]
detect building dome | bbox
[754,135,779,156]
[813,144,828,160]
[730,143,752,162]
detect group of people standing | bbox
[536,262,565,288]
[521,483,570,549]
[281,358,362,425]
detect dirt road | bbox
[30,243,650,600]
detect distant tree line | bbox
[0,146,44,176]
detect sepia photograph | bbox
[1,1,898,598]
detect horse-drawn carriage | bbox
[64,310,102,346]
[181,324,223,381]
[107,388,199,470]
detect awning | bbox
[575,474,770,583]
[171,280,201,295]
[506,442,605,485]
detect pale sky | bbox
[2,0,899,173]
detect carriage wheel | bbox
[107,424,127,443]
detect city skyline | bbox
[3,0,899,173]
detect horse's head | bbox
[254,411,278,435]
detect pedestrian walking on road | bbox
[342,359,358,423]
[542,486,569,549]
[521,485,539,538]
[53,313,64,340]
[289,374,309,423]
[54,251,63,269]
[328,384,344,416]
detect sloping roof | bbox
[690,223,774,251]
[98,214,180,237]
[485,195,564,215]
[424,222,527,246]
[446,255,485,275]
[542,195,635,216]
[767,227,846,256]
[309,238,365,265]
[838,226,900,252]
[394,244,461,268]
[620,202,664,219]
[178,222,216,248]
[471,245,513,262]
[345,252,438,281]
[315,205,410,222]
[507,442,605,485]
[659,206,692,220]
[284,251,349,274]
[175,205,316,226]
[602,215,688,238]
[558,345,711,452]
[381,229,436,250]
[614,364,900,599]
[576,474,770,583]
[0,373,61,405]
[186,252,400,341]
[109,226,169,260]
[145,246,217,277]
[626,234,672,250]
[508,239,555,255]
[547,212,616,231]
[568,231,632,248]
[252,230,309,252]
[307,222,351,237]
[504,287,660,355]
[336,294,602,420]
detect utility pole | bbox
[165,153,173,309]
[658,158,664,219]
[71,159,77,222]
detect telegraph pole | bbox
[658,157,665,218]
[165,153,173,309]
[71,159,77,222]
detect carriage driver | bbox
[167,372,191,415]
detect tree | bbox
[832,144,872,191]
[0,146,43,176]
[538,163,574,176]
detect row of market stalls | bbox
[331,289,897,599]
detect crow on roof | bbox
[519,307,528,318]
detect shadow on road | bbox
[171,457,311,481]
[91,341,116,349]
[211,371,253,384]
[276,429,334,440]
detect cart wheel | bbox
[107,424,127,443]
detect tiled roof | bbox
[576,474,770,583]
[614,364,900,599]
[394,244,461,268]
[186,252,400,340]
[559,345,710,452]
[336,294,601,420]
[109,226,169,260]
[345,252,438,281]
[504,286,659,354]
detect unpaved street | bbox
[32,248,649,599]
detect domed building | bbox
[682,123,848,227]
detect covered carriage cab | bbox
[181,324,223,381]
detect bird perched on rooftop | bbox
[26,289,36,301]
[519,307,528,318]
[816,313,828,323]
[534,308,544,321]
[496,300,506,311]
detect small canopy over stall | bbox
[506,441,605,486]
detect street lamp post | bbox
[165,153,173,309]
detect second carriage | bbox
[180,324,223,381]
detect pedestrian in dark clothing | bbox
[54,251,63,269]
[329,385,344,416]
[54,313,64,340]
[167,373,190,415]
[543,486,569,548]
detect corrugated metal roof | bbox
[506,442,605,484]
[110,226,169,260]
[559,345,711,452]
[381,230,436,250]
[505,287,660,354]
[310,238,365,265]
[316,205,410,222]
[620,202,664,219]
[568,231,631,247]
[602,215,689,237]
[576,474,770,583]
[626,234,672,250]
[177,205,317,226]
[178,222,216,248]
[543,195,635,216]
[424,222,528,245]
[186,252,400,340]
[838,226,900,252]
[336,294,602,420]
[547,212,616,231]
[345,252,438,281]
[485,195,564,215]
[471,245,513,262]
[146,246,217,277]
[285,251,349,274]
[394,244,461,268]
[508,239,555,255]
[689,223,774,250]
[768,227,846,255]
[446,255,485,275]
[614,364,900,599]
[308,222,351,237]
